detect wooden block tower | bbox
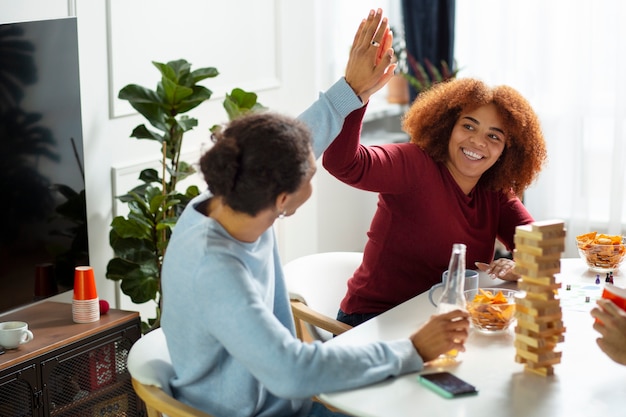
[513,219,566,376]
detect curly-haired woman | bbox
[323,77,548,327]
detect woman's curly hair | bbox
[401,78,547,195]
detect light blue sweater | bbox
[161,78,424,417]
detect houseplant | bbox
[106,59,265,331]
[402,55,459,94]
[391,30,459,97]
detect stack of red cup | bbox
[72,266,100,323]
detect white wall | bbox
[1,0,400,319]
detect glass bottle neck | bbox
[439,243,467,307]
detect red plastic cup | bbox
[601,283,626,311]
[73,266,98,300]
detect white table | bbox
[320,258,626,417]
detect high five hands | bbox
[344,8,396,104]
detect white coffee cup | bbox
[0,321,34,349]
[428,270,479,307]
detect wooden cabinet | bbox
[0,302,143,416]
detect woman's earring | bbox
[278,210,287,219]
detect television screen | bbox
[0,17,88,313]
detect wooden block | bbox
[514,243,564,257]
[516,297,563,317]
[515,310,563,325]
[518,274,559,286]
[524,291,559,301]
[517,280,561,297]
[514,250,562,264]
[516,304,562,317]
[525,356,562,368]
[516,317,564,333]
[515,257,561,272]
[515,224,566,241]
[530,219,565,232]
[516,324,566,339]
[524,365,555,376]
[515,332,559,349]
[515,329,565,346]
[516,297,561,309]
[516,264,561,278]
[514,236,566,251]
[516,354,562,370]
[514,343,562,363]
[514,338,556,352]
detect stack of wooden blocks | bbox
[513,220,566,376]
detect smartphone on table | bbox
[418,372,478,399]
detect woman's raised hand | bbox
[344,8,396,104]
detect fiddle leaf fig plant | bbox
[106,59,265,332]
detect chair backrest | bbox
[127,328,214,417]
[283,251,362,341]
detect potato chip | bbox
[468,289,516,332]
[576,232,626,271]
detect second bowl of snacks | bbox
[576,232,626,273]
[465,288,519,334]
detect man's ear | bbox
[275,192,289,213]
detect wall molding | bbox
[105,0,280,119]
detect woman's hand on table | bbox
[475,259,520,282]
[591,299,626,366]
[410,310,470,362]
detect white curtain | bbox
[454,1,626,257]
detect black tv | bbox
[0,17,88,313]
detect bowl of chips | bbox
[576,232,626,273]
[465,288,518,334]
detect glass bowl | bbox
[576,235,626,273]
[464,288,518,334]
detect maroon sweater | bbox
[323,107,533,314]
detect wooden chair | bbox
[127,328,213,417]
[283,252,362,341]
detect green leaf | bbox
[163,59,192,80]
[153,60,193,85]
[148,193,168,213]
[209,124,223,136]
[177,115,198,132]
[176,85,214,113]
[166,160,195,183]
[184,185,201,198]
[105,257,138,281]
[228,88,258,109]
[223,88,267,120]
[156,218,177,233]
[111,216,152,241]
[130,124,164,142]
[109,232,156,261]
[191,66,219,83]
[119,84,167,130]
[161,76,194,107]
[139,168,162,184]
[152,61,177,82]
[106,257,159,303]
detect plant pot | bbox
[387,74,410,104]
